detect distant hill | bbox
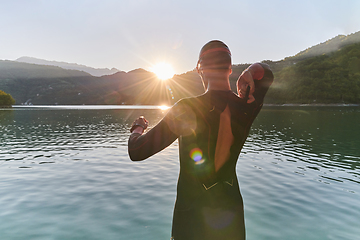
[1,31,360,105]
[0,60,94,105]
[0,60,91,79]
[16,57,120,77]
[289,31,360,61]
[266,42,360,104]
[97,68,203,105]
[0,60,203,105]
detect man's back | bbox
[128,40,274,240]
[171,89,262,240]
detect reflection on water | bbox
[239,106,360,240]
[247,107,360,183]
[0,106,359,240]
[0,108,167,162]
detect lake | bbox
[1,105,359,240]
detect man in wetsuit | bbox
[128,40,273,240]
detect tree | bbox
[0,90,15,107]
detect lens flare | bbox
[158,105,170,110]
[166,85,174,100]
[190,148,204,164]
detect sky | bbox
[1,0,360,74]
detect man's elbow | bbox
[128,135,145,161]
[128,150,145,161]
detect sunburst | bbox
[150,62,175,80]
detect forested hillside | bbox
[16,57,119,77]
[0,61,203,105]
[291,31,360,61]
[1,31,360,105]
[266,43,360,104]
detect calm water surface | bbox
[0,106,359,240]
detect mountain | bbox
[16,57,119,77]
[264,42,360,104]
[0,60,91,79]
[94,68,203,105]
[1,31,360,105]
[0,60,95,105]
[288,31,360,61]
[0,60,203,105]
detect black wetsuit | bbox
[128,64,273,240]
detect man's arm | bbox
[128,100,195,161]
[128,119,178,161]
[237,63,274,104]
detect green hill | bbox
[16,56,120,77]
[290,31,360,62]
[0,60,91,79]
[1,31,360,105]
[266,42,360,104]
[0,61,203,105]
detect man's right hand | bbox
[130,116,149,134]
[237,63,266,103]
[237,70,255,103]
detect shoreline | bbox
[263,103,360,107]
[2,103,359,110]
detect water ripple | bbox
[1,107,359,240]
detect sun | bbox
[158,105,170,110]
[150,62,175,80]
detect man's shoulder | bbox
[165,98,198,136]
[169,98,196,118]
[173,94,206,108]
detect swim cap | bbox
[197,40,232,70]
